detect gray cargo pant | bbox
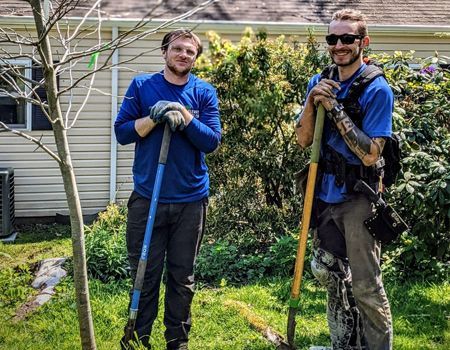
[311,193,393,350]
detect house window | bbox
[0,59,32,130]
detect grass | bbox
[0,223,72,271]
[0,225,449,350]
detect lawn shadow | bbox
[13,223,71,244]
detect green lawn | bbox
[1,226,449,350]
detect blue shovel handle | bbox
[124,123,172,342]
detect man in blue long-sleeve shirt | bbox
[115,29,221,350]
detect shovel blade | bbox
[287,306,297,347]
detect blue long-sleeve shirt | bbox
[115,72,221,203]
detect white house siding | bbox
[359,33,450,58]
[0,28,113,217]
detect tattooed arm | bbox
[314,96,385,166]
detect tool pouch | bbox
[364,203,408,244]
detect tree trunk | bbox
[29,0,97,348]
[54,123,97,350]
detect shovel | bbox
[124,123,172,344]
[286,104,325,347]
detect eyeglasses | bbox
[325,34,364,45]
[170,45,197,59]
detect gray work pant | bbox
[121,191,207,349]
[313,193,393,350]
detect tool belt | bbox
[354,180,408,244]
[319,152,380,191]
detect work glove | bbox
[148,101,184,122]
[160,110,186,132]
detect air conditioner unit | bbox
[0,167,15,238]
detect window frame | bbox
[0,59,32,130]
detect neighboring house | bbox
[0,0,449,219]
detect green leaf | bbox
[87,52,99,69]
[406,184,415,194]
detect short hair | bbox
[161,29,203,58]
[331,9,368,36]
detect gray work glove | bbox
[160,110,186,132]
[148,101,184,122]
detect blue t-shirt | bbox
[114,72,221,203]
[305,64,393,203]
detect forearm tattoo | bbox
[331,110,373,159]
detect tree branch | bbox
[55,0,217,67]
[0,121,61,164]
[67,2,102,129]
[0,27,35,46]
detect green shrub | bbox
[196,233,300,285]
[378,52,450,281]
[195,29,328,254]
[196,32,449,282]
[85,204,129,282]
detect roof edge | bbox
[1,16,449,36]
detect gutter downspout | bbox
[109,25,118,203]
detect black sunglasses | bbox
[325,34,364,45]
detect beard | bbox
[331,46,363,67]
[166,60,192,77]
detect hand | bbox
[149,101,184,122]
[160,110,186,132]
[313,95,338,112]
[308,79,341,106]
[148,100,171,120]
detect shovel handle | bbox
[291,104,325,299]
[124,123,172,343]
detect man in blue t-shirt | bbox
[115,29,221,350]
[295,9,393,350]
